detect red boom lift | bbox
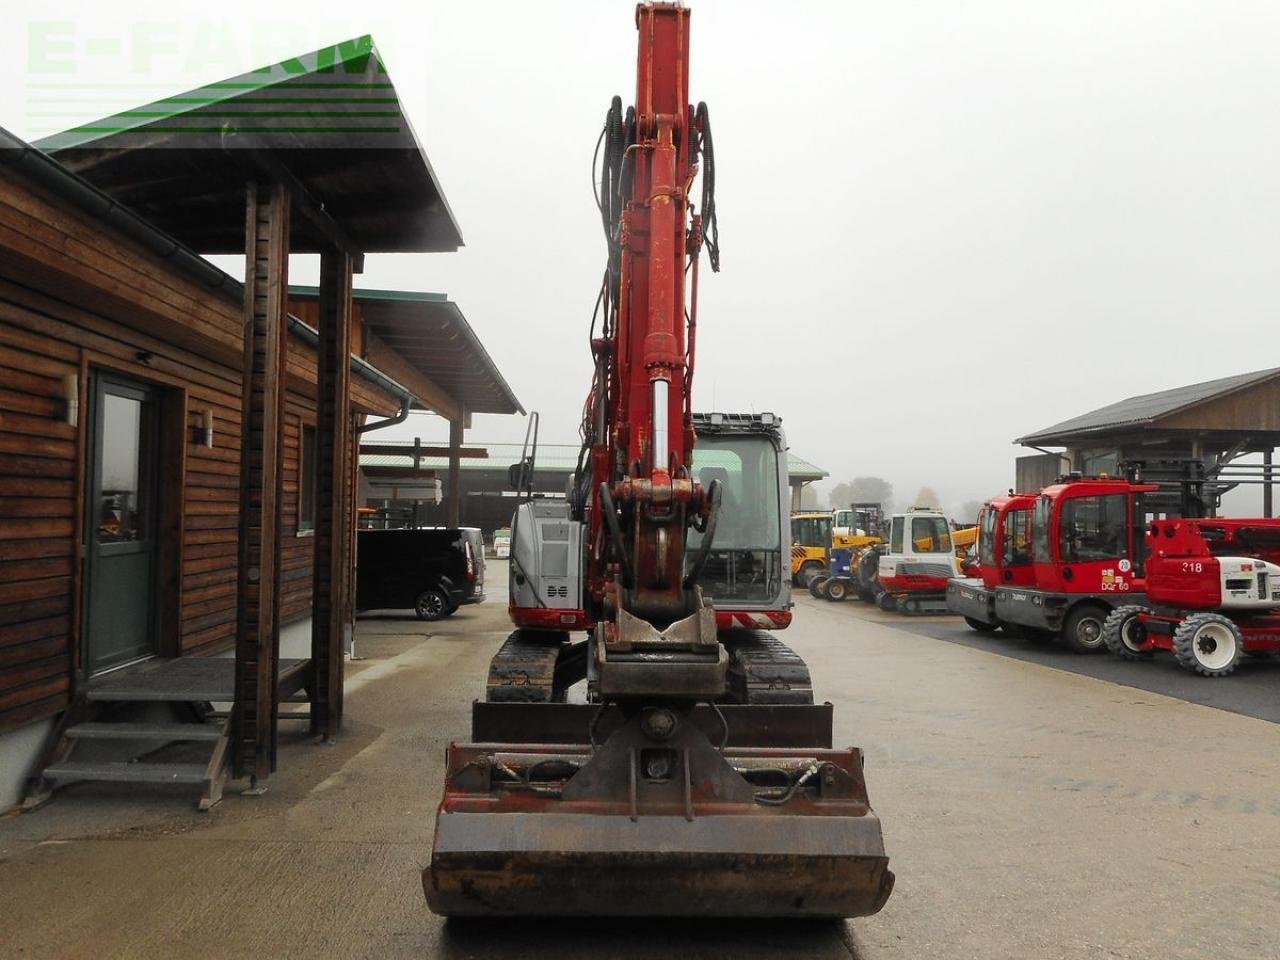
[1103,517,1280,676]
[423,4,894,918]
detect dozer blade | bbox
[424,715,894,918]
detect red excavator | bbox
[423,3,893,918]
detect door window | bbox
[96,393,147,543]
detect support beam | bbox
[1265,449,1274,518]
[446,415,465,527]
[233,182,290,784]
[310,250,354,741]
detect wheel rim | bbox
[1120,617,1146,652]
[1193,622,1236,670]
[830,583,845,599]
[418,592,444,618]
[1076,615,1103,648]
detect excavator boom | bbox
[424,2,894,919]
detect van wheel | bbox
[415,589,450,622]
[1102,605,1151,660]
[1062,603,1108,653]
[1173,613,1242,677]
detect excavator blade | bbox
[423,712,893,918]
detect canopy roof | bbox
[290,286,522,417]
[35,36,462,254]
[1017,367,1280,446]
[361,442,826,480]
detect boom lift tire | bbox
[1173,612,1243,677]
[415,588,451,622]
[1102,605,1151,661]
[825,579,849,602]
[1062,603,1109,654]
[963,616,997,633]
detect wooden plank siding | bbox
[0,164,400,736]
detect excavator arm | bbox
[423,3,894,919]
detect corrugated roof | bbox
[291,285,521,416]
[360,442,827,480]
[36,36,463,254]
[1017,367,1280,445]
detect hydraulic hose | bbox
[683,478,723,589]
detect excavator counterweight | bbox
[424,2,894,919]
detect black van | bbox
[356,527,485,621]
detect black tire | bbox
[1102,604,1151,660]
[1061,603,1109,654]
[1172,612,1243,677]
[796,563,824,588]
[808,575,831,599]
[415,588,450,622]
[877,591,897,612]
[825,579,849,602]
[963,616,998,633]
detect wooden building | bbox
[0,38,519,811]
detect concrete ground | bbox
[2,571,1279,960]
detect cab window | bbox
[978,507,996,566]
[1032,496,1052,563]
[1003,507,1032,566]
[911,516,952,553]
[1059,494,1128,562]
[890,516,905,553]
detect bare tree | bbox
[911,486,942,509]
[830,477,894,514]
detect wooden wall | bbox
[0,163,397,736]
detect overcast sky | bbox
[6,1,1280,516]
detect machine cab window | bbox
[1003,508,1032,566]
[911,516,952,554]
[1059,494,1128,562]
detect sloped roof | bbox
[1017,367,1280,445]
[291,285,521,416]
[35,36,462,254]
[360,442,826,480]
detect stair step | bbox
[43,762,208,785]
[66,722,223,742]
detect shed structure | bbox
[1015,367,1280,512]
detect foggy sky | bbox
[8,1,1280,517]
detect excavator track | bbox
[722,630,814,705]
[485,629,570,703]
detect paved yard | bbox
[2,579,1277,959]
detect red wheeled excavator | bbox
[423,3,893,918]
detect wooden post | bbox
[446,415,464,527]
[233,182,290,785]
[310,251,354,741]
[1265,449,1274,518]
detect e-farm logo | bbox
[23,22,402,141]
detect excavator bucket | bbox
[423,703,894,918]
